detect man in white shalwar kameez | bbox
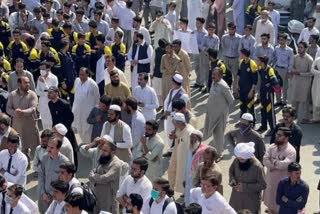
[311,57,320,122]
[133,73,159,121]
[187,0,203,31]
[149,11,173,49]
[267,1,280,45]
[72,68,100,144]
[203,67,234,160]
[35,61,58,130]
[52,123,75,164]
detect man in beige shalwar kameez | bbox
[173,39,192,97]
[6,75,40,159]
[203,67,234,160]
[160,43,182,100]
[263,127,296,214]
[290,42,313,123]
[88,135,123,214]
[168,112,195,193]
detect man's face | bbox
[207,27,215,35]
[130,163,142,179]
[99,102,108,111]
[212,71,222,82]
[137,76,146,86]
[6,189,19,204]
[35,12,42,19]
[282,112,294,124]
[298,44,306,55]
[179,22,186,30]
[275,131,286,145]
[107,110,117,123]
[203,152,213,166]
[105,58,113,67]
[195,20,203,29]
[244,28,251,36]
[76,13,82,21]
[40,137,49,148]
[19,77,30,92]
[98,142,112,156]
[47,140,59,157]
[7,142,18,155]
[58,168,69,181]
[132,20,139,28]
[279,37,287,46]
[289,170,301,182]
[79,70,88,82]
[110,74,120,85]
[145,124,155,137]
[94,14,100,21]
[307,19,314,28]
[65,203,76,213]
[41,44,49,52]
[111,20,117,29]
[228,27,236,35]
[47,90,58,100]
[261,36,269,45]
[165,45,173,54]
[261,12,268,21]
[14,62,24,73]
[172,44,180,53]
[200,180,215,196]
[114,33,121,43]
[52,189,66,201]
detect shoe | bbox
[254,98,261,105]
[256,126,267,132]
[162,152,172,157]
[265,130,273,136]
[191,83,202,88]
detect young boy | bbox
[110,31,126,71]
[71,32,91,74]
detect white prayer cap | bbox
[54,123,68,136]
[241,113,254,122]
[191,129,203,139]
[172,73,183,84]
[101,135,113,143]
[234,142,255,160]
[109,104,121,112]
[173,112,186,123]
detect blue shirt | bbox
[221,33,241,57]
[273,45,294,71]
[276,177,309,214]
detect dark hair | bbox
[0,176,6,187]
[0,114,10,126]
[62,22,72,29]
[279,33,288,40]
[129,193,143,211]
[125,97,138,110]
[50,137,63,149]
[240,48,250,57]
[40,61,52,69]
[14,58,24,65]
[75,8,84,15]
[115,31,123,39]
[153,178,174,197]
[261,33,270,39]
[100,95,112,106]
[111,97,123,106]
[133,157,148,172]
[138,72,149,81]
[133,16,142,23]
[105,55,116,63]
[204,146,218,161]
[172,39,181,46]
[307,17,316,22]
[51,180,69,193]
[63,13,71,20]
[172,98,186,110]
[111,17,119,23]
[79,67,90,75]
[185,203,202,214]
[288,162,301,172]
[18,3,26,10]
[282,107,297,118]
[257,56,269,65]
[93,9,103,16]
[227,22,236,28]
[145,120,159,131]
[8,184,24,197]
[41,40,51,47]
[51,18,59,27]
[136,33,144,40]
[196,17,205,24]
[126,1,133,8]
[17,75,29,84]
[158,38,168,49]
[8,135,20,144]
[298,41,309,49]
[60,40,69,51]
[26,37,35,48]
[244,24,252,30]
[59,162,76,176]
[77,33,85,40]
[207,23,216,29]
[12,28,21,35]
[203,175,219,186]
[64,193,83,207]
[95,34,105,43]
[179,17,188,25]
[41,129,53,138]
[88,20,97,28]
[310,34,319,42]
[277,127,292,138]
[207,48,218,59]
[64,2,72,7]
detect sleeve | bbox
[87,108,97,124]
[276,180,285,206]
[89,163,121,184]
[311,59,320,75]
[268,67,279,86]
[190,187,202,204]
[192,166,201,187]
[144,89,159,109]
[145,142,164,161]
[38,157,46,195]
[274,151,296,170]
[116,176,128,197]
[6,93,15,117]
[263,147,274,169]
[297,30,304,43]
[285,184,309,210]
[116,124,133,149]
[150,51,156,74]
[21,93,38,116]
[4,155,27,184]
[127,45,133,61]
[255,136,266,163]
[79,145,96,158]
[242,167,266,192]
[222,84,234,105]
[288,49,294,72]
[32,148,40,172]
[228,160,237,184]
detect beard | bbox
[98,154,112,165]
[111,80,120,86]
[41,144,47,149]
[275,140,285,146]
[238,159,253,171]
[107,117,117,123]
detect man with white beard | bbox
[72,67,100,144]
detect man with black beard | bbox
[104,70,131,100]
[263,127,296,214]
[88,134,124,214]
[225,113,265,163]
[100,104,133,163]
[229,142,266,213]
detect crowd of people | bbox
[0,0,319,213]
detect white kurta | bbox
[133,85,159,121]
[149,18,173,48]
[187,0,203,31]
[35,73,58,129]
[105,67,128,86]
[131,111,146,159]
[72,78,100,144]
[269,9,280,44]
[311,58,320,107]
